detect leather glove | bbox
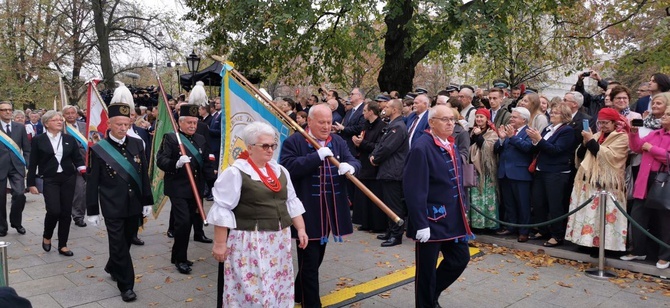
[317,147,334,161]
[142,206,152,217]
[416,227,431,243]
[176,155,191,168]
[338,162,355,175]
[87,215,101,227]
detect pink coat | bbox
[629,128,670,199]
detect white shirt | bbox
[109,134,127,146]
[460,105,476,129]
[206,159,305,229]
[46,131,64,173]
[543,123,563,141]
[1,120,11,134]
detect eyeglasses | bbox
[562,98,575,103]
[432,117,456,123]
[252,143,278,151]
[596,121,612,126]
[613,96,629,101]
[0,109,12,112]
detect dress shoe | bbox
[74,220,87,227]
[0,231,7,237]
[381,237,402,247]
[42,239,51,252]
[543,238,563,247]
[528,232,547,240]
[496,229,513,236]
[175,262,192,274]
[517,235,529,243]
[131,236,145,245]
[121,289,137,302]
[171,259,194,266]
[376,233,390,241]
[58,248,74,256]
[11,225,26,235]
[166,230,174,238]
[194,235,213,243]
[205,196,214,201]
[620,254,646,261]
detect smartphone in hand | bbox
[631,119,643,127]
[582,119,590,131]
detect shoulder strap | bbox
[92,139,142,194]
[66,123,88,151]
[179,133,204,167]
[0,129,26,165]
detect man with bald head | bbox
[403,105,472,307]
[405,94,431,147]
[280,103,361,307]
[327,98,343,124]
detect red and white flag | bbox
[85,79,108,148]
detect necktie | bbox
[6,124,10,135]
[408,117,419,134]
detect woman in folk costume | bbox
[565,107,629,251]
[207,122,308,307]
[468,108,499,230]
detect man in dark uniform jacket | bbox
[157,104,215,274]
[86,102,153,302]
[0,101,30,236]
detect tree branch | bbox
[566,0,648,39]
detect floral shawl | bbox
[574,130,629,202]
[469,129,499,193]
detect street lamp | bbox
[167,61,181,96]
[186,50,201,91]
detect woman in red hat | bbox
[468,108,500,230]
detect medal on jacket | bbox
[246,157,282,192]
[134,155,141,165]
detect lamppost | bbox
[185,50,201,92]
[167,61,181,96]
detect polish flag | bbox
[86,79,108,149]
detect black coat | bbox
[355,117,386,179]
[87,136,153,218]
[156,131,215,199]
[27,133,84,187]
[371,117,408,180]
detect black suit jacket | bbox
[27,133,84,187]
[156,132,215,199]
[86,137,153,218]
[340,104,366,156]
[0,121,30,177]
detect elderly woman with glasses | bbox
[565,108,630,252]
[207,122,308,307]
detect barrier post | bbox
[0,241,9,286]
[585,190,616,280]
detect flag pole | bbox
[224,62,403,227]
[152,69,208,226]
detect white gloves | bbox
[317,147,334,161]
[338,162,355,175]
[176,155,191,168]
[142,206,152,217]
[87,215,101,227]
[416,227,431,243]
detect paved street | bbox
[3,193,669,307]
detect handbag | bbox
[462,163,478,188]
[644,152,670,210]
[528,155,538,174]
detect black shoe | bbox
[194,235,213,243]
[543,238,564,247]
[166,230,174,238]
[121,289,137,302]
[205,196,214,201]
[381,237,402,247]
[58,248,74,256]
[0,231,7,237]
[11,225,26,234]
[376,233,390,241]
[131,237,144,245]
[42,239,51,252]
[175,262,192,274]
[171,259,194,266]
[74,220,87,227]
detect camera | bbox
[631,119,643,127]
[581,71,592,77]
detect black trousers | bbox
[352,180,386,231]
[295,241,327,307]
[170,197,199,263]
[500,178,532,235]
[105,214,140,292]
[42,173,76,248]
[382,180,406,239]
[167,204,205,238]
[630,199,670,261]
[415,240,469,308]
[0,167,26,232]
[532,171,569,239]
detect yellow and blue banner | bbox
[219,63,293,169]
[66,123,88,151]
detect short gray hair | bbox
[511,107,530,122]
[12,110,25,119]
[567,91,584,108]
[241,121,277,145]
[41,110,62,125]
[308,103,331,119]
[62,105,78,113]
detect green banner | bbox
[148,95,171,218]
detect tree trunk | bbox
[377,0,414,95]
[91,0,115,90]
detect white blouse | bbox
[206,159,305,229]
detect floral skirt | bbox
[469,175,499,229]
[564,184,627,251]
[223,228,294,307]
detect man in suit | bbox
[403,105,472,308]
[0,101,30,236]
[405,94,431,148]
[333,87,366,157]
[199,105,212,127]
[489,88,511,129]
[208,97,222,173]
[87,102,153,302]
[494,107,534,242]
[62,105,88,227]
[632,82,651,114]
[563,91,595,211]
[157,104,215,275]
